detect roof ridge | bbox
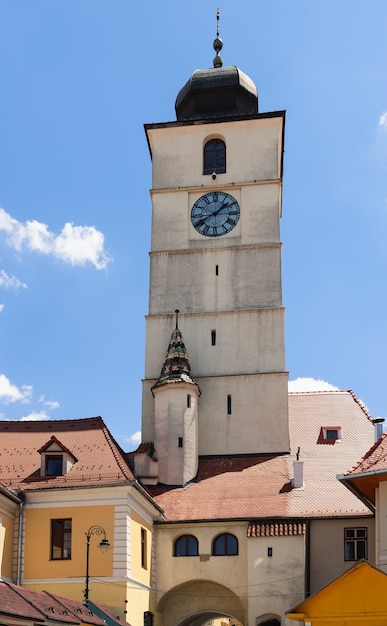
[347,389,374,423]
[288,390,347,396]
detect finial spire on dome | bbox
[213,8,223,68]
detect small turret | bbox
[152,311,200,486]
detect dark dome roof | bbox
[175,64,258,121]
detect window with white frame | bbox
[344,527,367,561]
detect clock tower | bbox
[139,29,289,486]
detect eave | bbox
[337,468,387,513]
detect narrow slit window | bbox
[211,330,216,346]
[178,437,183,448]
[215,264,219,276]
[187,394,191,408]
[227,395,232,415]
[141,527,147,569]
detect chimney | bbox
[373,418,385,442]
[292,460,304,489]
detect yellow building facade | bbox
[0,418,162,626]
[0,485,19,581]
[287,560,387,625]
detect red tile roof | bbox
[0,581,121,625]
[337,432,387,508]
[151,454,290,521]
[247,521,307,537]
[0,417,135,492]
[344,431,387,476]
[151,390,375,522]
[0,582,44,621]
[37,435,78,461]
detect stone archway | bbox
[256,614,281,626]
[157,579,246,626]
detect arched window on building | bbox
[174,534,199,556]
[203,138,226,175]
[212,532,238,556]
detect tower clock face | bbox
[190,191,240,237]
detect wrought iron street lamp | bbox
[83,525,111,606]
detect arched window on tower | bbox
[203,138,226,175]
[212,532,238,556]
[174,534,199,556]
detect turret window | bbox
[227,395,232,415]
[211,330,216,346]
[178,437,183,448]
[203,139,226,175]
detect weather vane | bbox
[213,8,223,68]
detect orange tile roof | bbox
[151,455,290,521]
[151,390,375,522]
[247,521,307,537]
[0,416,135,492]
[337,432,387,508]
[344,431,387,476]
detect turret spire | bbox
[152,313,200,392]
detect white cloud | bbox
[288,377,340,392]
[0,269,27,290]
[129,431,141,445]
[20,411,50,421]
[0,374,32,403]
[38,395,60,410]
[0,208,111,270]
[118,431,141,447]
[0,304,4,312]
[379,112,387,129]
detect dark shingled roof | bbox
[152,327,200,393]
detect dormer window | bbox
[46,455,63,476]
[323,427,341,440]
[38,436,77,477]
[318,427,342,444]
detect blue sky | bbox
[0,1,387,447]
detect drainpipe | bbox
[305,519,311,598]
[17,501,24,585]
